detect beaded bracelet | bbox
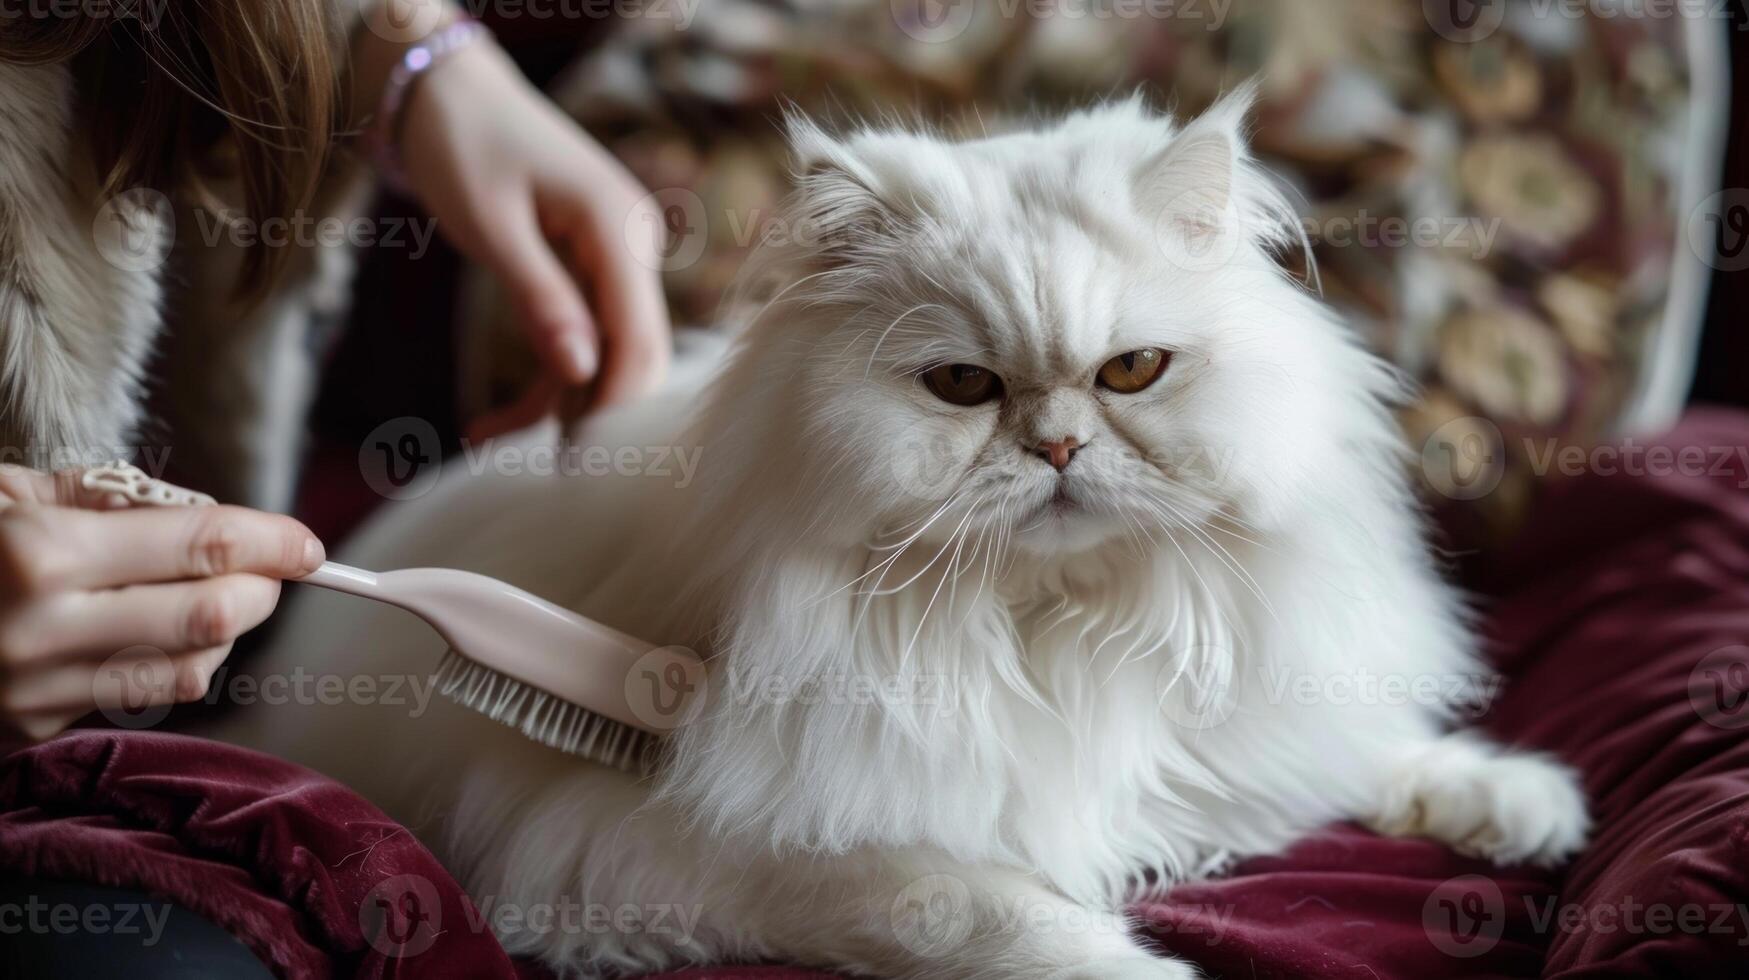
[365,17,489,195]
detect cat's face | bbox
[733,92,1385,561]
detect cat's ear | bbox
[1133,83,1258,251]
[784,113,906,263]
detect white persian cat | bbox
[217,91,1589,979]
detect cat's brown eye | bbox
[1097,348,1171,394]
[921,364,1003,406]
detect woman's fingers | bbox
[2,643,233,717]
[0,503,323,594]
[1,573,280,670]
[560,184,672,409]
[478,196,600,386]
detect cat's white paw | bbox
[1370,740,1590,867]
[1047,955,1201,980]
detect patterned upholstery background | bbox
[467,0,1728,542]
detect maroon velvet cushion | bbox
[7,410,1749,979]
[0,731,519,979]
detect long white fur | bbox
[217,91,1588,979]
[0,63,162,462]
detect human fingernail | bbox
[562,335,597,382]
[303,537,326,573]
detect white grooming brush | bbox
[77,463,703,771]
[300,562,705,771]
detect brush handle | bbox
[300,561,381,597]
[294,560,705,735]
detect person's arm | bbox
[345,1,672,429]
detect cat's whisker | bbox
[827,489,970,604]
[899,495,987,667]
[1140,493,1279,624]
[875,494,983,598]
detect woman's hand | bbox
[0,467,324,742]
[397,37,673,433]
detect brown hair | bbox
[0,1,341,298]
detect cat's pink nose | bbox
[1032,436,1082,472]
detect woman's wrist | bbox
[365,17,490,193]
[348,1,469,184]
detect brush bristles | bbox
[433,648,657,773]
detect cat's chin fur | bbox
[214,90,1589,979]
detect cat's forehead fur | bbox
[785,92,1270,379]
